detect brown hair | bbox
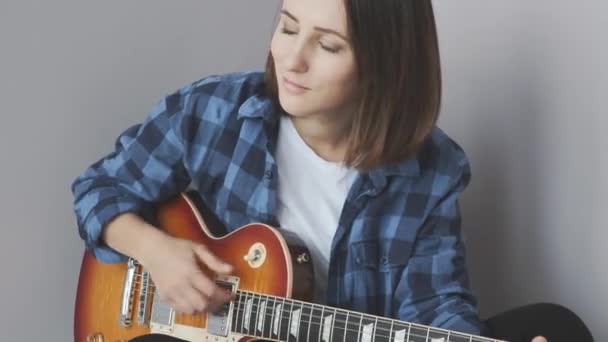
[265,0,441,171]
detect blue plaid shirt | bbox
[72,71,483,334]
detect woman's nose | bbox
[284,42,309,73]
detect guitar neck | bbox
[229,289,503,342]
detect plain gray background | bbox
[1,0,605,341]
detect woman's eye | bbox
[320,43,340,54]
[281,28,296,35]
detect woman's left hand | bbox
[531,337,547,342]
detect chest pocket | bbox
[351,240,411,272]
[347,240,413,315]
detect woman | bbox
[72,0,592,341]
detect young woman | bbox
[72,0,593,341]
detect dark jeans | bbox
[483,303,593,341]
[131,302,594,342]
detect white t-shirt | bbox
[275,115,358,304]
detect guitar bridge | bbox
[206,275,240,337]
[119,259,137,327]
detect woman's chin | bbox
[278,94,309,116]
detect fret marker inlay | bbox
[243,298,253,331]
[290,308,301,337]
[322,314,333,342]
[362,322,374,342]
[394,329,406,342]
[257,300,266,332]
[272,304,283,335]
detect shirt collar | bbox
[238,92,421,180]
[237,93,279,122]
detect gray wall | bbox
[435,2,607,340]
[0,1,605,341]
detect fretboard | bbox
[229,290,503,342]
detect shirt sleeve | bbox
[71,89,192,264]
[393,160,484,335]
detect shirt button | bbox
[355,257,362,264]
[381,256,389,265]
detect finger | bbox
[185,273,232,315]
[190,271,234,311]
[182,287,209,314]
[189,271,234,311]
[190,269,224,298]
[194,245,233,274]
[531,336,547,342]
[206,289,236,314]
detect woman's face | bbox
[270,0,358,120]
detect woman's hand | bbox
[137,233,234,315]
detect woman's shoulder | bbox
[416,126,471,178]
[172,70,264,105]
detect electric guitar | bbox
[75,192,505,342]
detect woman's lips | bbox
[283,77,310,95]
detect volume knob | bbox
[86,332,104,342]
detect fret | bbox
[250,293,264,336]
[271,299,283,339]
[360,314,376,342]
[344,311,362,341]
[308,304,323,341]
[373,317,379,342]
[374,317,393,342]
[230,292,239,334]
[285,299,294,341]
[261,295,276,339]
[238,291,248,334]
[244,292,255,333]
[278,298,293,341]
[391,321,410,342]
[255,295,267,336]
[342,311,350,342]
[332,309,347,342]
[319,306,326,342]
[255,295,268,337]
[233,292,245,335]
[359,314,364,339]
[298,302,313,341]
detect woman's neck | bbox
[289,112,351,163]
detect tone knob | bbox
[86,332,104,342]
[297,252,310,264]
[243,242,266,268]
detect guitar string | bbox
[123,277,497,342]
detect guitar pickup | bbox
[206,275,240,337]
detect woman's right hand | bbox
[137,233,234,315]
